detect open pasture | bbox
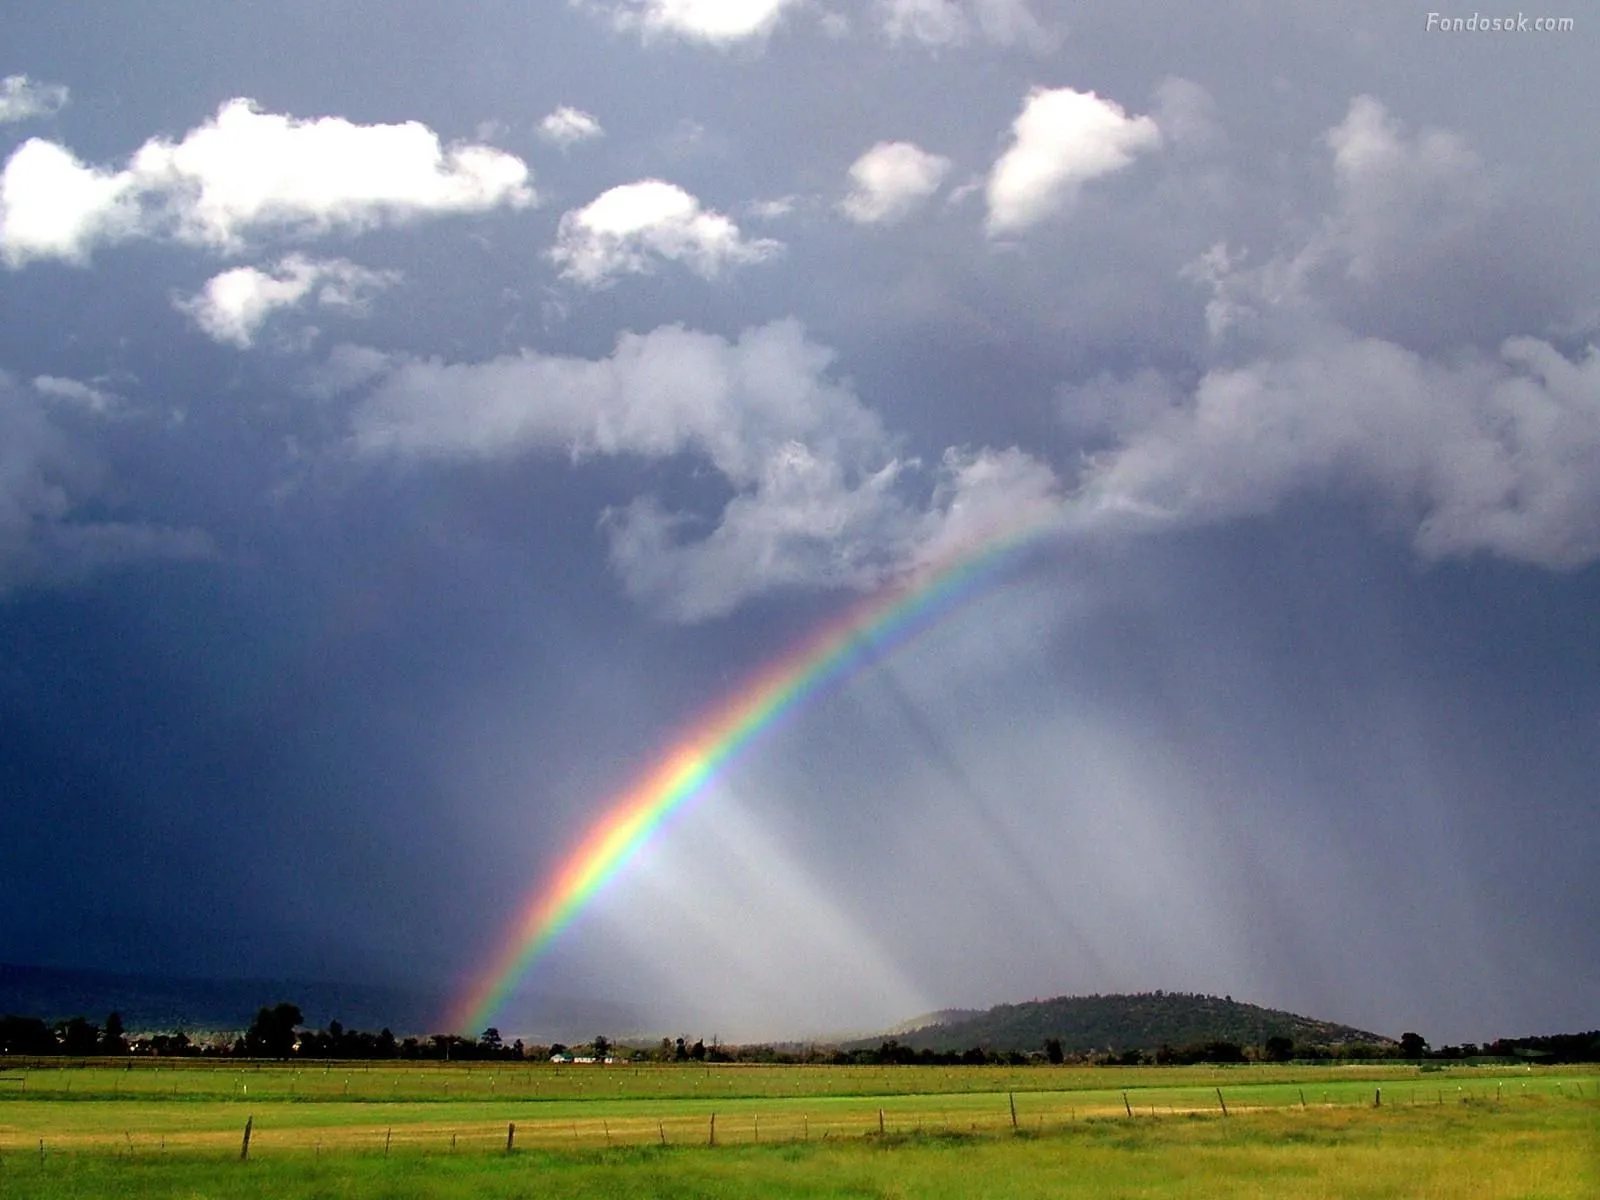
[0,1061,1595,1196]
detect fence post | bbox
[1215,1088,1228,1117]
[1374,1088,1381,1108]
[879,1108,886,1136]
[1123,1091,1133,1118]
[1009,1093,1018,1131]
[239,1116,253,1161]
[708,1113,716,1147]
[506,1122,515,1153]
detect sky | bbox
[2,0,1596,1047]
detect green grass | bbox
[1,1061,1595,1197]
[0,1057,1577,1104]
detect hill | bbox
[882,1008,984,1036]
[864,992,1392,1056]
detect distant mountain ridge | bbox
[866,992,1392,1055]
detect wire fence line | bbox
[3,1081,1591,1163]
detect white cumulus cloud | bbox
[348,319,885,474]
[608,438,1063,620]
[538,106,605,148]
[1074,330,1600,571]
[550,180,782,287]
[346,319,1062,620]
[0,139,140,265]
[986,87,1161,235]
[1324,95,1492,283]
[0,99,535,265]
[176,255,400,348]
[0,75,69,123]
[129,99,536,250]
[1183,96,1509,351]
[913,445,1062,563]
[597,0,800,44]
[1077,94,1600,570]
[840,141,952,224]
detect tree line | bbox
[3,1004,1595,1065]
[0,1006,506,1062]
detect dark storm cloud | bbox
[1,0,1595,1044]
[0,375,212,591]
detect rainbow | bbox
[447,504,1065,1034]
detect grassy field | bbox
[1,1060,1595,1196]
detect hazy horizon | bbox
[0,961,1418,1049]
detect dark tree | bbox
[1202,1040,1245,1063]
[57,1016,101,1056]
[592,1035,611,1059]
[430,1034,472,1060]
[480,1027,503,1054]
[1399,1032,1429,1060]
[1045,1038,1065,1064]
[244,1003,303,1059]
[151,1030,193,1056]
[0,1015,57,1055]
[1264,1035,1295,1062]
[101,1012,127,1055]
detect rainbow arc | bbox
[447,506,1064,1033]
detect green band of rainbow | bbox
[447,506,1064,1034]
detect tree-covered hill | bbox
[882,1008,984,1035]
[865,992,1392,1056]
